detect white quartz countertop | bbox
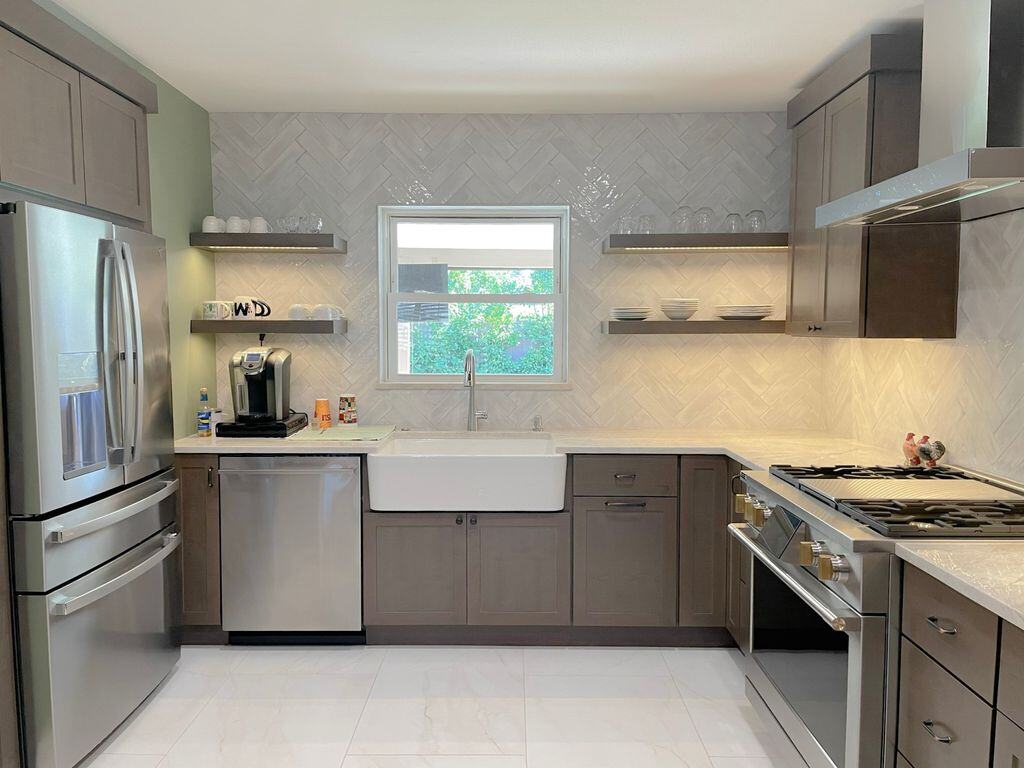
[896,541,1024,631]
[175,427,1024,627]
[175,427,892,470]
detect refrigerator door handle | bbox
[48,478,179,543]
[120,242,144,461]
[48,530,181,616]
[100,239,128,466]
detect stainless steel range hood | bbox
[817,0,1024,227]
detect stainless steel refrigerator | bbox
[0,202,180,768]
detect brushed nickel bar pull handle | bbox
[207,466,214,488]
[926,616,958,635]
[605,501,646,508]
[922,720,952,744]
[613,473,636,480]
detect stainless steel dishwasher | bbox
[219,455,361,632]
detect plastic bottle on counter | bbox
[196,387,212,437]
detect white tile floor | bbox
[85,646,800,768]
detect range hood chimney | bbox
[816,0,1024,227]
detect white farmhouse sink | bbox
[367,432,567,511]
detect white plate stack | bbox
[610,306,653,321]
[659,298,699,320]
[715,304,773,320]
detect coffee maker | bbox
[216,347,308,437]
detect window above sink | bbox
[378,205,570,388]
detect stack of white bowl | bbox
[610,306,653,321]
[714,304,774,320]
[659,297,699,320]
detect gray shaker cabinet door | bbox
[467,512,570,626]
[363,512,467,626]
[679,456,729,627]
[573,497,678,627]
[0,27,85,203]
[80,74,150,222]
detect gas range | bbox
[769,463,1024,538]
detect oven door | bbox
[729,523,887,768]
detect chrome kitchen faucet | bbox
[463,349,488,431]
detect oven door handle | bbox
[729,523,861,633]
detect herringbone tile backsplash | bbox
[825,212,1024,480]
[209,111,826,430]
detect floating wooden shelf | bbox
[602,232,789,254]
[602,320,786,335]
[189,232,347,254]
[190,318,347,335]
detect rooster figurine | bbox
[916,435,947,469]
[902,433,920,466]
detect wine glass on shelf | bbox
[672,206,693,233]
[693,207,714,233]
[745,210,767,233]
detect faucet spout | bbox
[463,349,487,431]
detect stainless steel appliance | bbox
[732,463,1024,768]
[817,0,1024,226]
[229,346,292,422]
[0,202,178,768]
[219,456,362,632]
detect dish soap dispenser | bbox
[197,387,212,437]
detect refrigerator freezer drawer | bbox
[18,524,180,768]
[13,468,178,592]
[220,456,362,632]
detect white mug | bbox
[232,296,271,318]
[225,216,250,233]
[287,303,313,319]
[201,300,231,319]
[201,215,226,233]
[311,304,343,320]
[250,216,271,233]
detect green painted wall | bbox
[35,1,217,437]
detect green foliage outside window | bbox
[406,268,555,375]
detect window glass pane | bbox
[396,301,554,376]
[396,219,555,295]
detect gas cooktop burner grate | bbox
[771,464,971,481]
[837,499,1024,537]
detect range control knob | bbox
[742,495,757,524]
[818,554,851,583]
[751,502,773,528]
[798,540,829,566]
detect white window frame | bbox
[378,205,570,388]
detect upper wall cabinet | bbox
[786,32,960,339]
[0,26,85,204]
[0,11,154,225]
[80,75,149,221]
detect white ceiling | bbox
[52,0,922,114]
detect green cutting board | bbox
[290,425,395,442]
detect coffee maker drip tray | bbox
[216,412,308,438]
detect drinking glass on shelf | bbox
[693,207,715,233]
[745,209,767,233]
[306,215,324,234]
[637,214,655,235]
[617,215,639,234]
[724,213,744,233]
[672,206,693,233]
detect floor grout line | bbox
[338,645,387,765]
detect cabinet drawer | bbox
[573,455,678,497]
[998,621,1024,728]
[995,712,1024,768]
[902,564,998,700]
[898,637,992,768]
